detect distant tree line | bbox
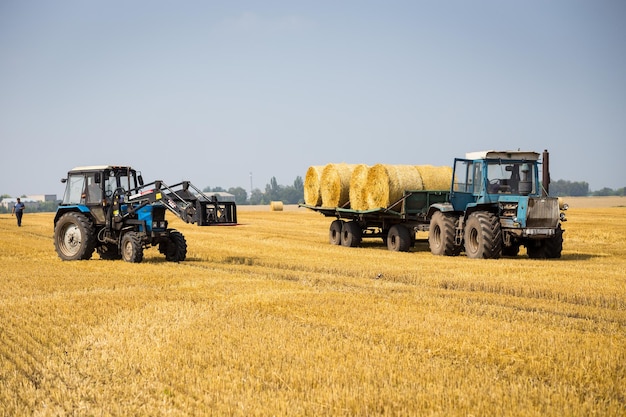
[203,176,304,205]
[549,180,625,197]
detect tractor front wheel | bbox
[54,212,96,261]
[121,232,144,263]
[159,230,187,262]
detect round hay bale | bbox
[416,165,453,190]
[270,201,284,211]
[349,164,370,211]
[304,165,324,206]
[321,163,356,207]
[365,164,423,209]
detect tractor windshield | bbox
[486,161,536,195]
[103,168,138,196]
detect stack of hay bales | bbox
[304,162,452,210]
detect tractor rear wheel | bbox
[341,221,362,247]
[387,224,411,252]
[121,232,144,263]
[159,230,187,262]
[429,211,460,256]
[464,212,502,259]
[329,220,343,245]
[54,212,96,261]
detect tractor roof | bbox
[465,150,540,161]
[68,165,134,173]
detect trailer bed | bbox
[300,190,449,222]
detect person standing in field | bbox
[12,198,25,227]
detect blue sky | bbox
[1,0,624,198]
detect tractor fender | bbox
[460,203,499,223]
[427,202,456,219]
[54,205,92,225]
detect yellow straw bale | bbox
[321,163,356,207]
[304,165,324,206]
[269,201,284,211]
[416,165,453,191]
[366,164,423,209]
[349,164,370,211]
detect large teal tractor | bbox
[428,150,567,259]
[53,165,237,263]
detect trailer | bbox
[301,190,449,252]
[302,150,567,259]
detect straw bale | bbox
[366,164,423,209]
[304,165,324,206]
[348,164,370,211]
[269,201,284,211]
[321,163,356,207]
[416,165,453,191]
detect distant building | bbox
[202,191,235,202]
[0,194,57,210]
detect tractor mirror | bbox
[61,178,67,183]
[95,173,101,183]
[138,175,144,186]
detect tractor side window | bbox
[453,160,471,192]
[472,162,482,194]
[63,175,85,205]
[85,174,101,204]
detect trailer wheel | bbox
[54,212,96,261]
[160,230,187,262]
[387,225,411,252]
[329,220,344,245]
[464,212,502,259]
[429,211,460,256]
[121,232,144,263]
[341,221,362,247]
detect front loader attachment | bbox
[128,180,237,226]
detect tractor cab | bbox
[58,166,143,225]
[61,166,142,205]
[450,151,541,211]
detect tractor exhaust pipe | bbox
[542,149,550,196]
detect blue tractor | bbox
[428,150,566,259]
[53,165,237,263]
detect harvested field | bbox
[0,199,624,416]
